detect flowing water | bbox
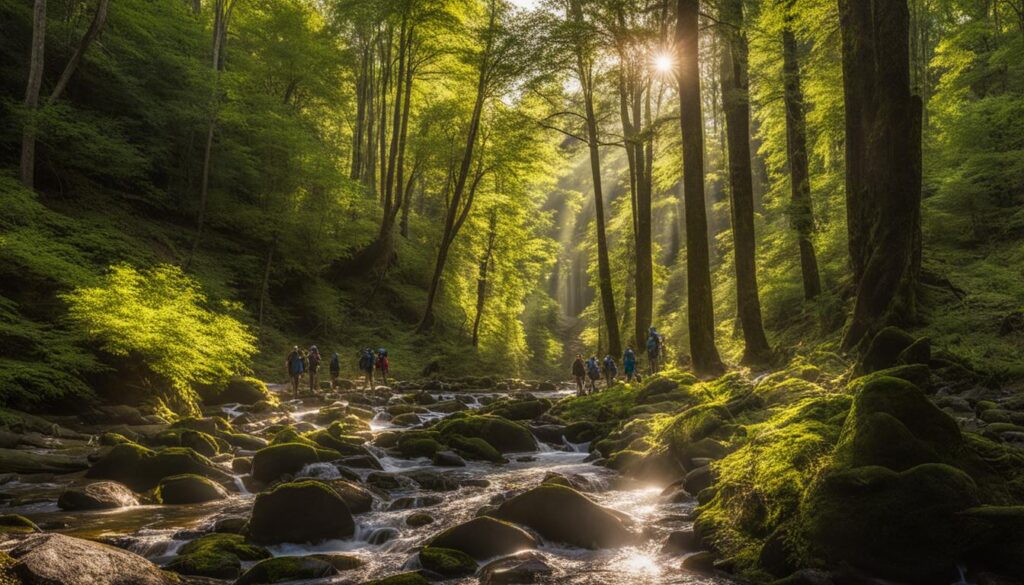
[1,384,736,584]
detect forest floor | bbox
[2,324,1024,584]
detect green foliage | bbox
[63,264,255,413]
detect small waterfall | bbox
[951,563,973,585]
[563,438,591,453]
[231,474,251,495]
[297,462,342,480]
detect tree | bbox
[780,0,822,300]
[719,0,771,364]
[472,208,499,347]
[20,0,111,189]
[418,0,538,332]
[676,0,724,375]
[839,0,922,349]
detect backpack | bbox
[359,350,373,370]
[330,354,340,371]
[647,334,661,354]
[624,349,636,365]
[378,348,388,358]
[308,350,321,367]
[587,360,600,379]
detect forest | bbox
[0,0,1023,583]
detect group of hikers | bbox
[571,327,665,396]
[285,345,390,396]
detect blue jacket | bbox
[287,351,305,375]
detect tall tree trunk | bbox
[377,29,391,203]
[719,0,771,364]
[364,41,377,192]
[634,78,653,354]
[781,8,822,300]
[351,43,369,180]
[188,0,236,268]
[571,0,621,358]
[839,0,923,349]
[677,0,725,375]
[257,235,277,339]
[417,15,492,333]
[472,210,499,347]
[20,0,47,189]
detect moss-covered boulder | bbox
[834,376,960,471]
[249,481,354,544]
[802,464,980,582]
[86,443,232,491]
[328,479,374,513]
[395,431,444,459]
[58,481,138,510]
[448,434,504,463]
[165,533,269,579]
[418,546,477,577]
[659,404,732,459]
[235,554,361,584]
[157,474,228,504]
[427,517,537,560]
[480,398,553,421]
[859,326,916,373]
[151,429,223,457]
[250,442,340,483]
[170,416,233,436]
[494,484,634,549]
[207,376,274,405]
[0,514,40,534]
[434,415,536,453]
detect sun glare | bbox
[653,53,674,73]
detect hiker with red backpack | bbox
[375,348,389,384]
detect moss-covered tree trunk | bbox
[19,0,46,190]
[472,210,498,348]
[781,7,822,300]
[719,0,772,364]
[839,0,923,350]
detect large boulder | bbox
[86,443,233,491]
[250,442,339,483]
[428,517,537,560]
[157,474,229,504]
[248,481,354,544]
[480,399,553,421]
[802,463,980,582]
[859,326,916,373]
[834,376,961,472]
[434,415,536,453]
[494,484,633,549]
[164,533,269,579]
[57,481,138,510]
[6,533,174,585]
[206,376,274,405]
[328,479,374,513]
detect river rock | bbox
[407,512,435,527]
[205,376,273,405]
[328,479,374,513]
[402,469,459,492]
[250,442,339,483]
[157,474,229,504]
[683,465,716,495]
[479,551,553,585]
[432,450,466,467]
[57,481,138,510]
[662,529,698,554]
[235,554,361,584]
[494,484,633,549]
[681,550,716,574]
[248,480,354,544]
[428,517,538,560]
[419,546,476,578]
[528,424,566,445]
[435,415,536,453]
[165,533,269,579]
[367,527,399,544]
[5,533,174,584]
[388,495,444,511]
[86,443,233,491]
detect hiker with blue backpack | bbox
[358,348,375,390]
[647,327,664,374]
[329,352,341,390]
[586,356,601,394]
[307,345,322,393]
[623,346,637,382]
[603,354,618,388]
[286,346,305,397]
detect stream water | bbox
[1,384,736,584]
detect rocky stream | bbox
[0,378,733,584]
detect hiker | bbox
[586,356,601,394]
[358,348,375,390]
[603,354,618,388]
[329,352,340,390]
[571,354,586,396]
[623,346,637,382]
[285,346,305,397]
[307,345,322,393]
[647,327,664,375]
[376,348,390,383]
